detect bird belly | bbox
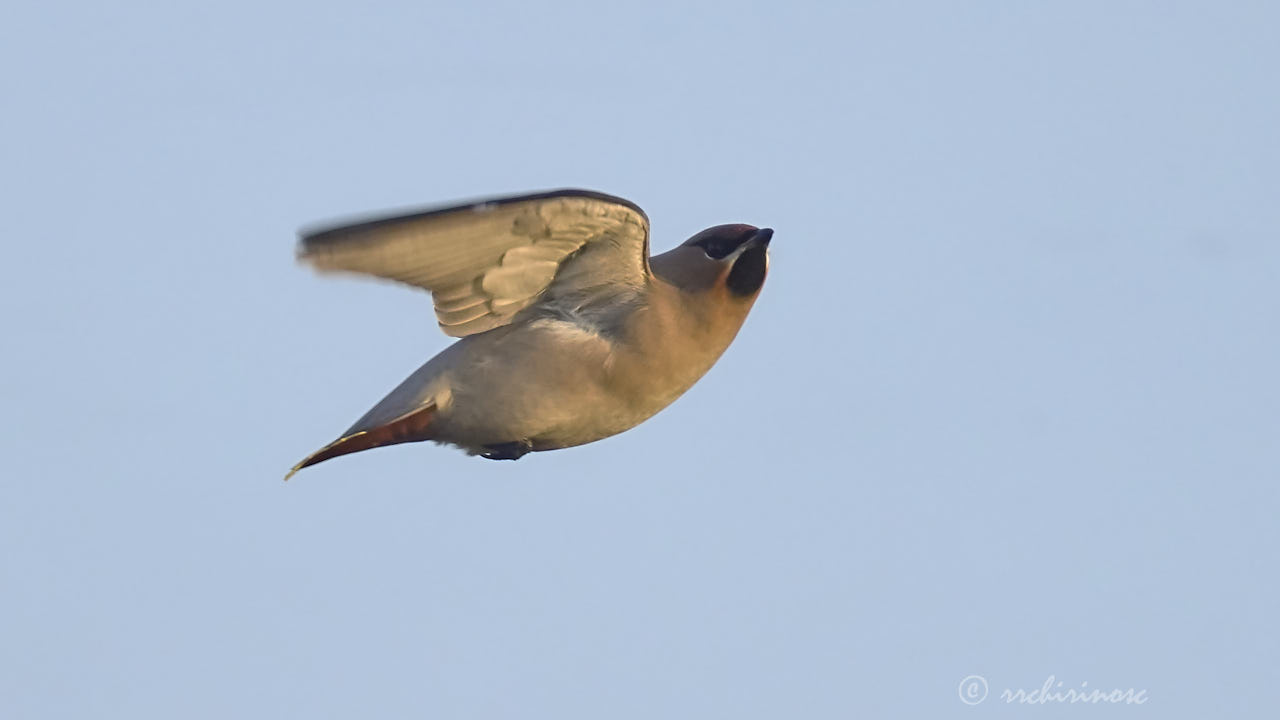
[427,319,672,454]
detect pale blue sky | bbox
[2,1,1277,717]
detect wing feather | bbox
[299,189,650,337]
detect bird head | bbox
[652,224,773,300]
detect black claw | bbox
[480,440,533,461]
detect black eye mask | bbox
[694,227,759,259]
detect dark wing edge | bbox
[299,188,649,250]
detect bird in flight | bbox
[287,189,772,479]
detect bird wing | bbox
[298,189,651,337]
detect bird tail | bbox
[285,404,437,480]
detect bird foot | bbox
[480,440,533,460]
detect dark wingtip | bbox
[298,189,647,247]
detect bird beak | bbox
[729,228,773,260]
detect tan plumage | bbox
[287,189,771,479]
